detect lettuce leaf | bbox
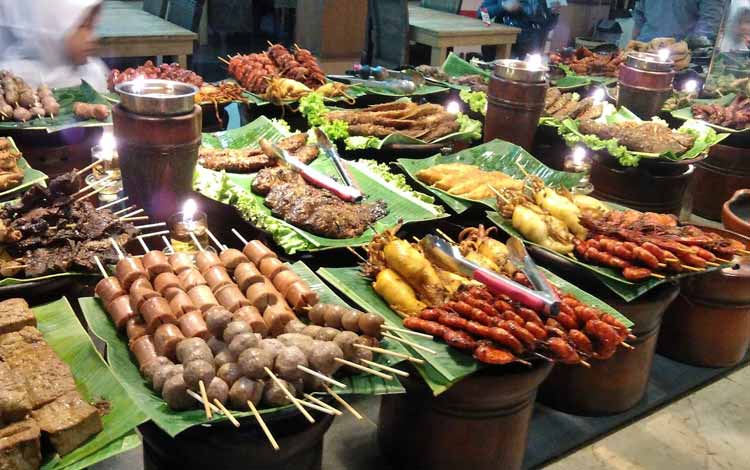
[459,89,487,115]
[356,159,442,207]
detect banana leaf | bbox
[348,82,449,97]
[201,115,290,152]
[553,75,593,90]
[195,127,447,254]
[80,261,404,438]
[317,265,631,395]
[552,64,617,88]
[557,107,728,167]
[0,272,93,287]
[0,80,112,133]
[397,139,584,214]
[441,53,491,81]
[0,137,47,199]
[671,93,750,134]
[32,297,146,470]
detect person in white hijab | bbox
[0,0,109,91]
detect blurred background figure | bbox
[0,0,108,90]
[721,5,750,51]
[632,0,725,46]
[478,0,562,60]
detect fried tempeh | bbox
[0,362,31,425]
[0,419,41,470]
[0,299,35,336]
[31,391,103,456]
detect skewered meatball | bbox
[214,349,236,368]
[223,320,252,343]
[258,338,285,362]
[206,306,233,337]
[315,327,340,342]
[263,378,295,407]
[142,357,173,385]
[284,319,306,334]
[333,331,359,358]
[274,346,308,382]
[323,305,346,329]
[206,377,229,405]
[176,338,211,363]
[183,359,216,391]
[152,363,182,394]
[309,340,344,376]
[228,332,260,356]
[238,348,274,379]
[277,333,314,357]
[207,337,227,356]
[229,377,264,410]
[163,374,194,410]
[217,362,243,386]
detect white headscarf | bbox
[0,0,109,90]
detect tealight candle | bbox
[446,100,461,114]
[168,198,209,252]
[87,131,122,202]
[682,79,699,94]
[563,146,594,194]
[526,53,544,71]
[591,88,606,104]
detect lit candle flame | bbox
[446,101,461,114]
[132,75,146,94]
[99,132,116,161]
[683,79,698,94]
[657,48,671,61]
[527,53,543,70]
[592,88,606,103]
[182,198,198,231]
[572,146,587,166]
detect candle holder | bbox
[85,142,123,203]
[564,147,594,195]
[168,210,209,253]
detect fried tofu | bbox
[31,391,102,456]
[0,419,41,470]
[0,327,76,409]
[0,362,31,425]
[0,299,35,336]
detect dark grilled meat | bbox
[199,133,318,173]
[251,167,304,196]
[577,120,695,154]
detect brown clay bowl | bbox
[722,189,750,239]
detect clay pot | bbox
[722,189,750,238]
[693,143,750,221]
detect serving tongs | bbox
[420,235,561,316]
[505,236,561,309]
[314,128,358,190]
[260,139,363,202]
[327,75,419,95]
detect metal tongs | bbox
[420,235,561,316]
[327,75,419,95]
[314,128,358,190]
[260,139,363,202]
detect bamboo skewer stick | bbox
[112,205,137,216]
[333,358,393,380]
[705,261,720,267]
[352,343,424,364]
[138,230,170,239]
[435,228,456,244]
[110,238,125,259]
[121,215,149,222]
[297,365,347,388]
[650,273,666,279]
[264,367,315,423]
[134,222,167,230]
[298,400,338,416]
[579,359,591,368]
[681,265,704,272]
[247,400,279,451]
[381,324,433,340]
[346,246,369,264]
[186,390,220,413]
[198,380,212,419]
[137,237,150,253]
[93,256,108,277]
[218,56,231,65]
[382,332,437,355]
[189,232,205,251]
[75,160,102,176]
[97,196,129,211]
[161,236,174,253]
[621,342,635,350]
[322,384,362,420]
[119,208,144,219]
[303,394,342,415]
[360,359,409,377]
[213,399,241,427]
[75,181,116,203]
[205,229,227,250]
[73,175,112,196]
[232,228,249,245]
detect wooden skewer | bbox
[360,359,409,377]
[297,365,347,388]
[515,358,532,367]
[161,236,175,253]
[346,246,369,264]
[533,352,554,362]
[121,215,149,222]
[621,341,635,350]
[112,205,137,216]
[664,257,680,262]
[515,160,531,177]
[119,208,144,219]
[205,229,227,250]
[232,228,249,245]
[264,367,315,423]
[650,273,666,279]
[247,400,279,450]
[198,380,212,419]
[186,389,220,413]
[322,384,362,420]
[298,400,338,416]
[97,196,129,211]
[352,343,424,364]
[134,222,167,230]
[138,229,170,239]
[137,237,150,253]
[579,359,592,368]
[334,358,393,380]
[657,262,666,268]
[382,332,437,355]
[110,238,124,259]
[75,181,115,202]
[681,265,704,272]
[218,56,231,65]
[738,250,750,256]
[93,255,108,277]
[303,394,342,415]
[73,175,113,196]
[189,232,205,251]
[705,261,720,267]
[715,257,732,263]
[75,160,102,176]
[213,399,241,427]
[435,228,456,244]
[381,324,433,340]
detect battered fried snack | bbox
[72,102,110,121]
[415,163,522,200]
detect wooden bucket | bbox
[378,362,553,470]
[531,124,568,171]
[657,229,750,367]
[538,283,679,415]
[140,412,334,470]
[692,143,750,221]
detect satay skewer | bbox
[134,222,167,230]
[650,273,665,279]
[264,367,315,423]
[298,400,338,416]
[110,238,125,259]
[74,180,117,203]
[360,359,409,377]
[198,380,212,419]
[380,324,433,340]
[93,255,108,278]
[137,237,150,253]
[121,216,149,222]
[97,196,129,211]
[247,400,279,451]
[112,205,137,216]
[297,365,347,388]
[322,384,362,420]
[352,343,424,364]
[205,229,227,250]
[75,160,102,176]
[303,394,342,416]
[161,236,175,253]
[333,358,393,380]
[186,390,220,413]
[73,174,113,196]
[138,230,170,239]
[189,232,205,251]
[119,208,144,219]
[213,399,241,427]
[382,332,438,355]
[232,228,249,245]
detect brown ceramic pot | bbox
[657,228,750,367]
[693,143,750,221]
[722,189,750,239]
[379,362,553,470]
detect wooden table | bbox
[408,4,520,65]
[97,1,198,67]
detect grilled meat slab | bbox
[31,391,102,456]
[199,133,319,173]
[577,120,696,154]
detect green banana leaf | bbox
[0,272,93,287]
[671,93,750,134]
[195,123,447,254]
[0,137,47,199]
[441,53,491,81]
[348,82,449,97]
[201,115,290,152]
[32,297,146,470]
[558,107,728,167]
[552,64,617,88]
[317,265,631,395]
[397,139,584,214]
[0,80,112,133]
[80,261,405,438]
[554,75,593,90]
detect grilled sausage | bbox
[168,290,198,318]
[233,306,268,337]
[204,265,233,292]
[154,272,181,295]
[215,284,251,313]
[116,257,147,290]
[179,310,211,339]
[141,296,177,332]
[130,286,159,313]
[178,268,207,292]
[96,277,126,305]
[154,323,185,360]
[106,294,137,330]
[246,280,277,312]
[188,285,219,312]
[126,317,148,341]
[196,250,223,274]
[143,250,172,277]
[130,334,158,369]
[263,302,295,337]
[258,257,288,281]
[234,262,264,292]
[271,269,301,297]
[169,252,194,274]
[219,248,249,271]
[285,281,320,311]
[242,240,276,265]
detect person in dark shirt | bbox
[632,0,724,43]
[478,0,559,60]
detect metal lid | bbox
[493,59,548,82]
[625,52,674,72]
[115,79,198,116]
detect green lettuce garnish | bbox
[459,89,487,115]
[456,112,482,141]
[357,159,442,207]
